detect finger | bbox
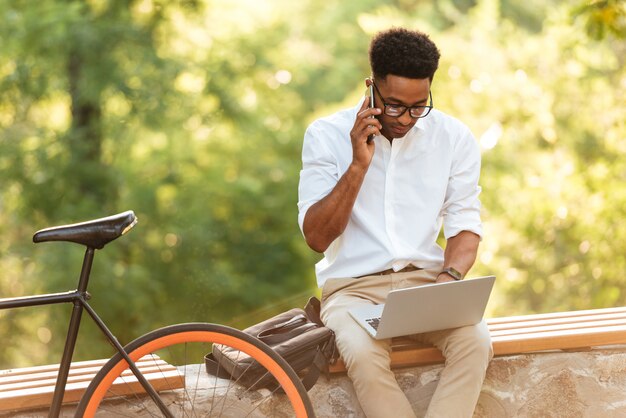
[358,96,369,111]
[361,124,380,142]
[357,106,381,120]
[368,124,381,138]
[362,116,382,133]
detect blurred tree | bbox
[572,0,626,40]
[0,0,624,368]
[424,0,626,315]
[0,0,191,365]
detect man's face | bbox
[373,75,431,140]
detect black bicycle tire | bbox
[74,322,316,417]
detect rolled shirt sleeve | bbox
[442,126,483,240]
[297,122,341,233]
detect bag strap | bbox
[299,348,328,390]
[305,296,340,365]
[257,314,318,345]
[304,296,324,327]
[256,296,324,346]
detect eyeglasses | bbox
[372,82,433,119]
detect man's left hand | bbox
[436,272,457,283]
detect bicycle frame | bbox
[0,247,174,418]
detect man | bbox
[297,28,493,417]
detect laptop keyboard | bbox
[366,317,381,330]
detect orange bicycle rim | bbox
[83,331,308,417]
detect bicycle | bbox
[0,210,315,417]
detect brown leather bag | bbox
[205,297,337,391]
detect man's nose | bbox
[398,111,414,125]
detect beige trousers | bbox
[320,269,493,418]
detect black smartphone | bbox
[367,83,375,143]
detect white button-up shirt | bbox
[298,101,483,288]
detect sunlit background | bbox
[0,0,624,368]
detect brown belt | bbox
[359,265,422,278]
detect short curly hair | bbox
[369,28,441,81]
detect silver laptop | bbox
[349,275,495,339]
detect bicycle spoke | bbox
[76,323,314,417]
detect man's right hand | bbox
[350,96,381,170]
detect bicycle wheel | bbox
[75,323,315,417]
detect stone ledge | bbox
[10,346,626,417]
[309,345,626,418]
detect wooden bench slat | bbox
[329,307,626,373]
[491,324,626,355]
[0,370,184,412]
[389,347,444,369]
[0,363,178,393]
[388,310,626,349]
[0,355,184,412]
[0,355,168,382]
[489,318,626,337]
[0,359,109,379]
[486,306,626,324]
[487,312,626,332]
[0,365,106,388]
[0,358,174,387]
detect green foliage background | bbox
[0,0,624,368]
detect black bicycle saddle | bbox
[33,210,137,249]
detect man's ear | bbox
[365,77,373,87]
